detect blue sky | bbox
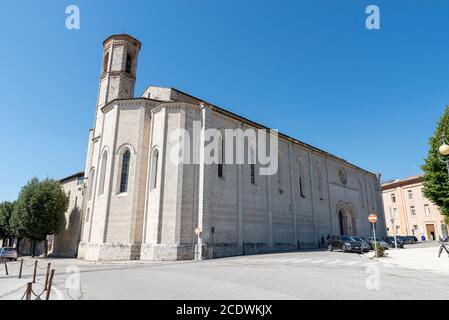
[0,0,448,201]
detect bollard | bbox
[26,282,32,301]
[44,262,51,291]
[18,259,23,279]
[45,269,55,301]
[4,260,8,276]
[32,260,38,283]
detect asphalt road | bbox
[2,245,449,300]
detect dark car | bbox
[328,235,364,253]
[384,236,404,248]
[359,236,375,249]
[351,237,371,252]
[402,236,418,244]
[367,237,390,250]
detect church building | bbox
[68,34,387,261]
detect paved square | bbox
[2,244,449,300]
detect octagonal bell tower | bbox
[97,34,142,109]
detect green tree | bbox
[422,106,449,217]
[0,201,16,246]
[14,178,69,257]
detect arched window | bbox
[102,52,109,73]
[150,148,159,190]
[119,150,131,193]
[98,150,108,196]
[126,54,133,74]
[359,178,366,208]
[88,169,95,201]
[316,162,324,201]
[298,159,306,198]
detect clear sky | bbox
[1,0,448,202]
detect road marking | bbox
[277,258,300,263]
[249,258,270,262]
[252,258,279,262]
[309,260,329,264]
[325,260,342,265]
[259,258,281,263]
[292,259,312,263]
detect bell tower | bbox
[97,34,142,108]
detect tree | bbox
[422,106,449,217]
[14,178,69,257]
[0,201,16,246]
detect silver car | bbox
[0,247,18,261]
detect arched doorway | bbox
[338,205,357,236]
[339,209,347,235]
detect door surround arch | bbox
[336,201,358,236]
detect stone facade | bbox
[74,34,387,261]
[50,172,84,257]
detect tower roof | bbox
[103,34,141,49]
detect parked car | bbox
[395,236,416,245]
[328,235,364,253]
[359,237,374,249]
[0,247,18,261]
[351,237,371,252]
[384,236,404,248]
[401,236,418,244]
[367,237,390,250]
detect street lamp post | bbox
[432,136,449,244]
[438,136,449,179]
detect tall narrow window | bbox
[393,208,398,218]
[250,148,255,184]
[298,159,306,198]
[150,148,159,190]
[424,204,431,216]
[250,164,255,184]
[316,163,323,200]
[218,138,224,178]
[359,179,366,208]
[391,193,396,203]
[126,54,133,74]
[98,151,108,196]
[277,153,284,194]
[102,52,109,73]
[88,169,95,201]
[119,150,131,193]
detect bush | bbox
[373,242,387,257]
